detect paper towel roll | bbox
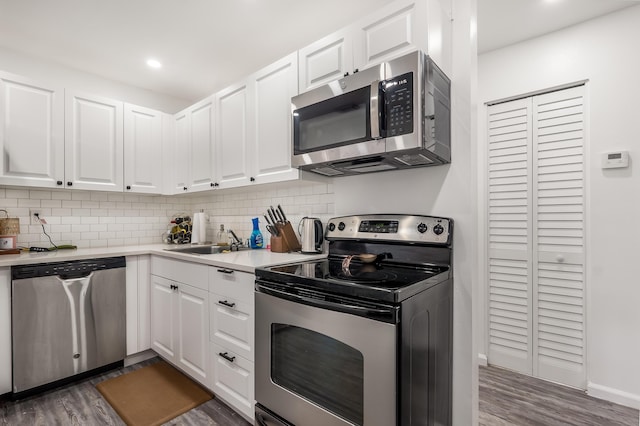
[192,212,206,244]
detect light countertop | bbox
[0,244,326,273]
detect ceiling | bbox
[0,0,638,103]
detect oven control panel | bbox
[325,214,452,244]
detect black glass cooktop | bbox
[256,257,450,303]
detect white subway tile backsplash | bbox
[1,181,334,249]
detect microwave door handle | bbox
[370,80,381,139]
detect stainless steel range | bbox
[254,214,453,426]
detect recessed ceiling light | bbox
[146,59,162,69]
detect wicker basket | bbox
[0,210,20,235]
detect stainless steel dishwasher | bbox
[11,257,126,396]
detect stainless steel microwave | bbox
[291,50,451,177]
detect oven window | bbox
[293,86,371,154]
[271,324,364,425]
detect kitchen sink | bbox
[163,245,227,255]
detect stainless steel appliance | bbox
[11,257,126,396]
[299,217,324,254]
[291,51,451,177]
[255,214,453,426]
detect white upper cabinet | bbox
[124,103,163,194]
[65,90,124,191]
[352,0,428,71]
[298,0,441,94]
[252,53,299,184]
[298,28,353,93]
[216,81,252,189]
[189,97,216,192]
[215,52,300,189]
[170,96,216,194]
[0,72,65,188]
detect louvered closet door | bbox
[532,86,585,388]
[487,98,533,375]
[486,85,586,389]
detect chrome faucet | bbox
[228,229,244,251]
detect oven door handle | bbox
[256,283,397,321]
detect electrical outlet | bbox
[30,209,41,225]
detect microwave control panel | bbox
[384,72,413,137]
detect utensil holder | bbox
[270,236,287,253]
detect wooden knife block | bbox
[269,236,287,253]
[271,222,301,252]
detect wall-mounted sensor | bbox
[601,151,629,169]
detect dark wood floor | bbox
[1,359,638,425]
[480,365,639,426]
[0,357,250,426]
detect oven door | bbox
[255,290,397,426]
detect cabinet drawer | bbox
[151,256,208,290]
[209,267,254,304]
[210,342,254,421]
[210,295,253,361]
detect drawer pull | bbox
[218,300,236,308]
[216,268,234,274]
[218,352,236,363]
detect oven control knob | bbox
[328,222,336,232]
[417,223,428,233]
[433,224,444,235]
[338,222,346,231]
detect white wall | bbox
[334,0,478,423]
[478,6,640,408]
[0,46,190,113]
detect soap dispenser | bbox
[250,218,264,249]
[216,224,227,246]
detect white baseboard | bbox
[478,353,488,367]
[587,381,640,410]
[124,349,156,367]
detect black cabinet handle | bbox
[250,177,255,182]
[214,182,219,187]
[67,181,73,186]
[344,72,349,77]
[216,268,234,274]
[126,185,131,190]
[218,352,235,363]
[170,284,178,290]
[210,182,215,187]
[56,180,63,186]
[353,68,359,73]
[218,300,236,308]
[183,187,188,191]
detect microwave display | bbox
[384,72,413,137]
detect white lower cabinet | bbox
[0,267,11,394]
[208,267,255,421]
[150,257,210,387]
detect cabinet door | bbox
[150,275,177,361]
[124,103,162,194]
[0,72,64,188]
[216,81,251,189]
[0,268,10,394]
[352,0,427,71]
[177,283,209,386]
[172,109,190,194]
[298,28,353,93]
[252,53,300,185]
[189,96,216,192]
[65,90,124,191]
